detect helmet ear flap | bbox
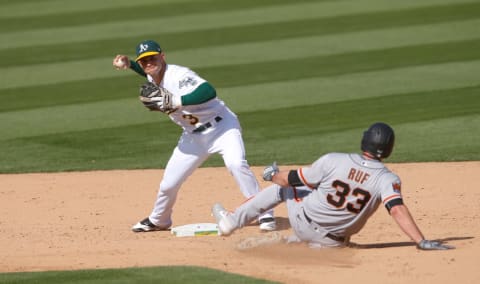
[361,123,395,159]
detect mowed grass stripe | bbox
[246,114,480,165]
[221,60,480,113]
[0,76,141,112]
[2,85,478,172]
[2,60,479,141]
[2,0,479,52]
[0,96,156,141]
[169,19,480,68]
[3,16,480,71]
[3,18,480,89]
[3,0,467,19]
[198,38,480,87]
[239,85,480,140]
[0,0,315,19]
[389,116,480,162]
[3,16,480,90]
[2,39,480,111]
[0,0,319,32]
[0,0,183,18]
[0,263,278,284]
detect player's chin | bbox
[146,66,161,75]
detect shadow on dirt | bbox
[350,236,473,249]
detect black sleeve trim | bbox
[288,170,304,187]
[385,198,404,213]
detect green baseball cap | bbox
[135,40,162,61]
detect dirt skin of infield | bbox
[0,162,479,284]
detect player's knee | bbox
[225,159,248,173]
[159,179,182,192]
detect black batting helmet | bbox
[361,122,395,159]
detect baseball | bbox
[114,58,127,69]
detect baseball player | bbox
[112,40,275,232]
[212,122,454,250]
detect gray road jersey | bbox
[299,153,402,237]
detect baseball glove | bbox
[139,81,175,113]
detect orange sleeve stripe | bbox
[298,168,315,189]
[232,195,255,213]
[383,194,402,204]
[241,195,254,205]
[292,186,301,202]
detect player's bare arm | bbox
[263,162,307,188]
[390,204,454,250]
[270,171,289,187]
[389,204,425,244]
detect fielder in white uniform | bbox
[113,40,275,232]
[213,122,454,250]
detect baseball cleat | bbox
[131,217,169,232]
[259,217,276,231]
[212,203,235,236]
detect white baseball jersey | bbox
[147,64,234,133]
[144,64,274,227]
[299,153,402,236]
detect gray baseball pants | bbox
[228,184,347,247]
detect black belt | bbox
[192,116,222,133]
[303,209,345,243]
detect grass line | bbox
[240,84,480,139]
[2,39,480,111]
[0,0,319,32]
[2,61,479,143]
[196,38,480,87]
[0,266,278,284]
[2,1,479,56]
[1,84,478,172]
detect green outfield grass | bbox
[0,266,278,284]
[1,0,479,282]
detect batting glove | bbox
[417,239,455,250]
[263,161,279,181]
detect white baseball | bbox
[114,58,127,68]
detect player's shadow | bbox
[350,236,473,249]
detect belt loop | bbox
[303,208,345,243]
[192,116,223,133]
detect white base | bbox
[171,223,219,237]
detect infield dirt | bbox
[1,162,479,284]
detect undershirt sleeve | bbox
[288,170,304,186]
[129,60,146,77]
[385,198,404,213]
[180,82,217,106]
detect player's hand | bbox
[417,239,455,250]
[113,55,130,70]
[263,162,279,181]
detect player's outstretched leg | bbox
[212,185,283,235]
[217,128,277,232]
[212,203,236,236]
